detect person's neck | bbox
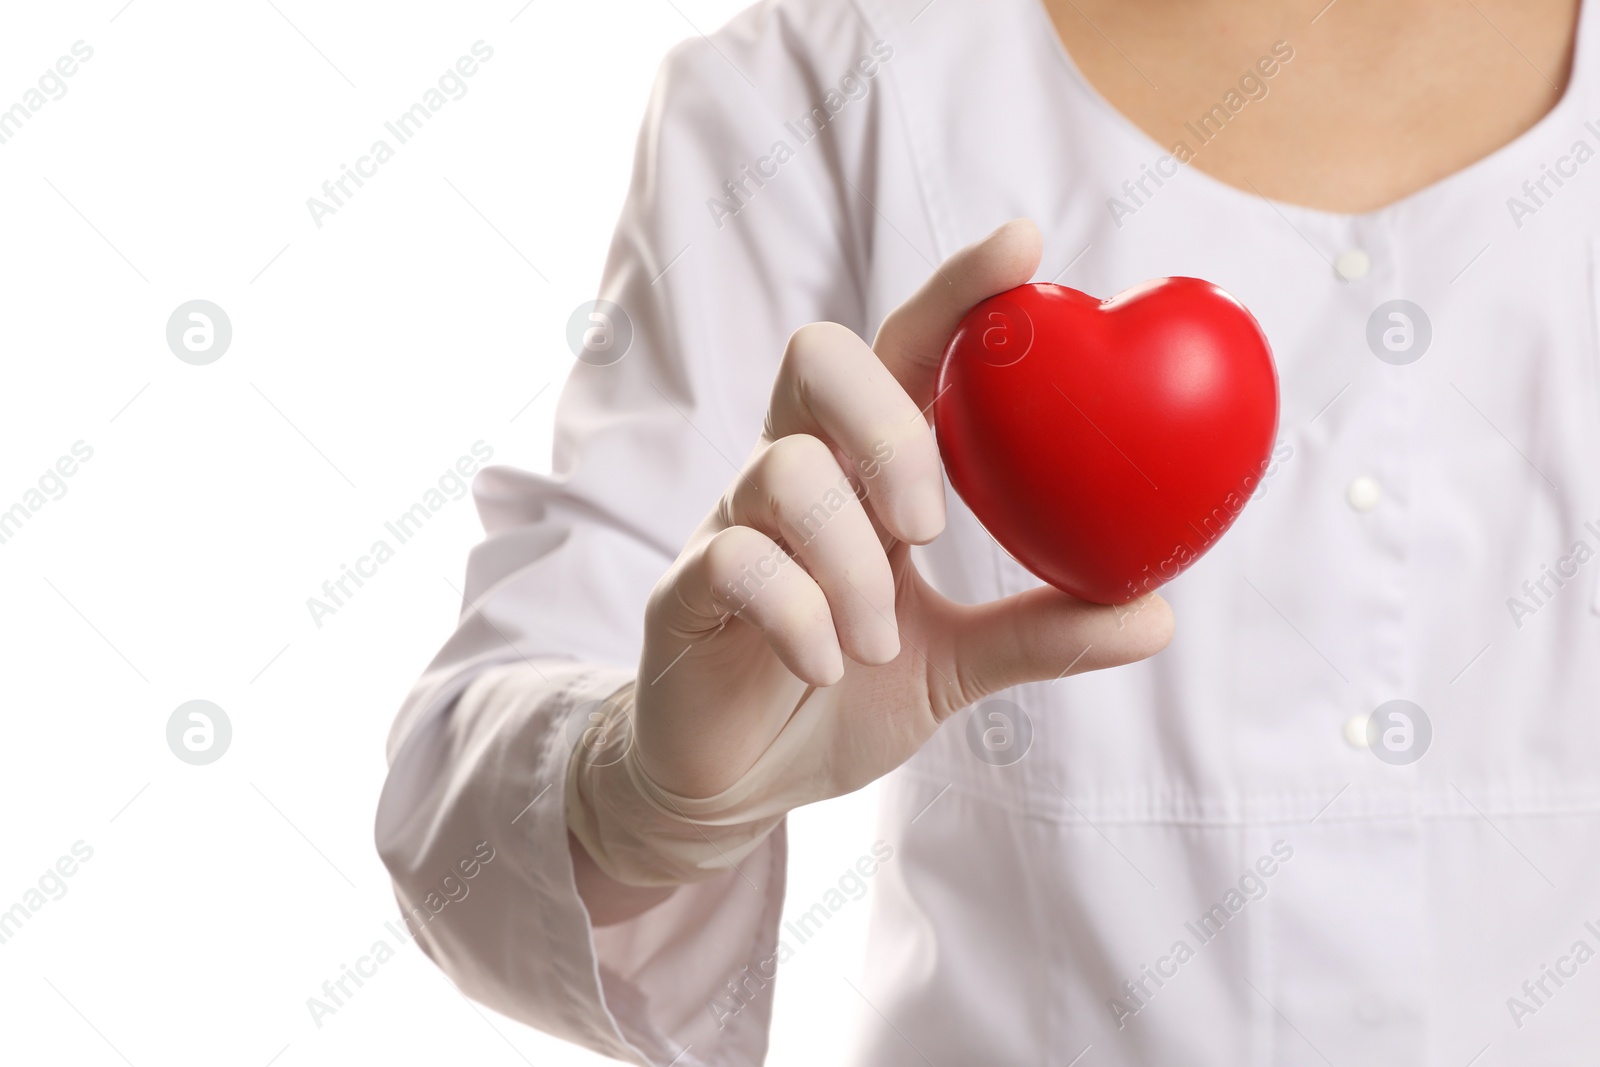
[1041,0,1580,213]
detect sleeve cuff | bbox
[376,660,788,1066]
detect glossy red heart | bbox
[934,279,1279,605]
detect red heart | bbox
[934,279,1279,605]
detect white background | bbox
[0,2,882,1064]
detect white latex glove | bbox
[568,219,1174,886]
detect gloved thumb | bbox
[938,584,1174,713]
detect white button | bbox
[1335,249,1371,280]
[1343,713,1370,748]
[1347,476,1382,511]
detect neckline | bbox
[1029,0,1592,225]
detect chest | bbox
[872,0,1600,812]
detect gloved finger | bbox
[765,320,945,545]
[725,432,900,666]
[649,523,844,688]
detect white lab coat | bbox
[375,0,1600,1062]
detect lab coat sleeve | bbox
[374,1,893,1062]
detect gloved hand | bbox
[567,219,1174,886]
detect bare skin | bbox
[1043,0,1579,212]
